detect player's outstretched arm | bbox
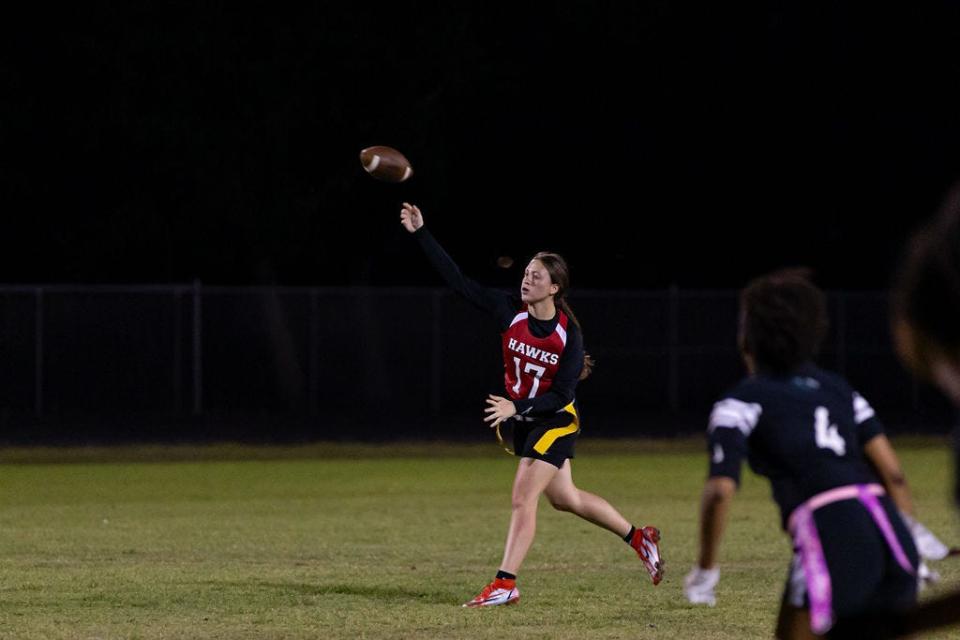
[399,202,515,326]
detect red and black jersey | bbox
[414,227,584,419]
[502,310,569,401]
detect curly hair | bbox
[739,268,829,374]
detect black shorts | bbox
[783,495,918,637]
[510,409,579,469]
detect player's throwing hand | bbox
[400,202,423,233]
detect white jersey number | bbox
[814,406,846,456]
[512,357,547,398]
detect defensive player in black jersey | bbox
[399,202,662,608]
[684,269,945,639]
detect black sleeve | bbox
[513,323,583,417]
[852,391,885,444]
[413,228,515,328]
[707,428,748,485]
[705,396,754,486]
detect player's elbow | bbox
[885,469,907,487]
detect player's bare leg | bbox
[544,460,631,533]
[499,457,561,574]
[545,460,663,584]
[464,457,558,607]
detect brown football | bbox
[359,145,413,183]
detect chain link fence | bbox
[0,285,951,442]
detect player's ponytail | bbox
[557,298,595,380]
[533,251,594,381]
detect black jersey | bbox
[707,363,886,528]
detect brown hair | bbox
[739,268,828,374]
[892,187,960,377]
[532,251,594,380]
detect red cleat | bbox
[462,578,520,608]
[630,526,664,585]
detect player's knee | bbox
[547,492,579,513]
[511,492,538,512]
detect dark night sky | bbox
[3,2,960,289]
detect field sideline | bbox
[0,438,957,639]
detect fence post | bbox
[308,289,319,417]
[34,287,44,418]
[192,279,203,415]
[836,292,847,376]
[668,285,679,411]
[430,290,442,416]
[173,289,183,414]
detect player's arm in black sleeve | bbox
[684,397,756,605]
[853,391,884,444]
[696,397,754,569]
[512,322,583,418]
[706,398,752,486]
[853,391,916,516]
[412,227,515,328]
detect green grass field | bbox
[0,439,957,639]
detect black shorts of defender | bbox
[510,411,579,469]
[782,495,918,638]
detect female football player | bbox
[683,269,945,639]
[399,202,662,607]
